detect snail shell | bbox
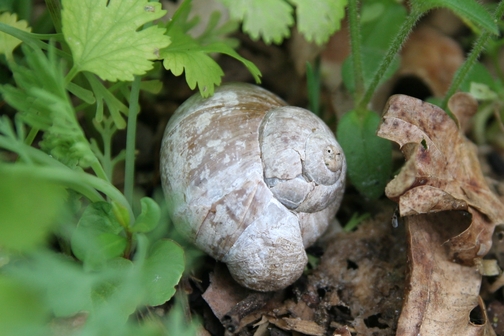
[160,83,346,291]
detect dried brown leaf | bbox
[377,94,504,335]
[378,94,504,263]
[397,212,491,335]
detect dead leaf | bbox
[397,212,490,335]
[267,316,325,336]
[378,94,504,335]
[378,94,504,263]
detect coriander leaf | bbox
[61,0,171,82]
[162,1,261,97]
[219,0,293,44]
[161,29,224,97]
[290,0,347,45]
[336,110,392,199]
[0,12,31,61]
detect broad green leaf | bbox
[142,239,184,306]
[0,276,49,335]
[71,202,127,269]
[337,110,392,199]
[61,0,171,81]
[0,164,66,251]
[132,197,161,233]
[360,1,406,51]
[0,12,31,61]
[342,47,400,93]
[290,0,347,45]
[413,0,498,35]
[219,0,293,44]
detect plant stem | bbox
[440,1,504,111]
[44,0,62,34]
[359,9,423,111]
[65,66,79,85]
[348,0,365,107]
[124,76,141,207]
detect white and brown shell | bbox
[160,83,346,291]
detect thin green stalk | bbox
[124,76,142,207]
[348,0,365,106]
[306,60,321,116]
[359,9,423,110]
[441,1,504,111]
[65,66,79,85]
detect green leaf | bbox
[342,47,400,93]
[219,0,293,44]
[0,44,97,169]
[290,0,347,45]
[360,1,407,51]
[162,34,224,97]
[413,0,498,35]
[71,202,127,269]
[0,163,66,251]
[162,35,262,97]
[470,82,498,101]
[142,239,184,306]
[336,110,392,199]
[85,73,128,129]
[0,12,31,61]
[0,276,49,335]
[61,0,171,81]
[66,82,96,104]
[460,62,497,92]
[132,197,161,233]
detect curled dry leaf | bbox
[378,94,504,263]
[377,94,504,335]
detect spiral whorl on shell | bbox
[160,83,346,291]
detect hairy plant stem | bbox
[440,1,504,111]
[348,0,365,109]
[124,76,141,209]
[359,9,423,111]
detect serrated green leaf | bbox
[0,163,66,251]
[0,12,31,61]
[219,0,293,44]
[413,0,498,35]
[132,197,161,233]
[142,239,184,306]
[336,110,392,199]
[61,0,171,81]
[290,0,347,45]
[162,35,224,97]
